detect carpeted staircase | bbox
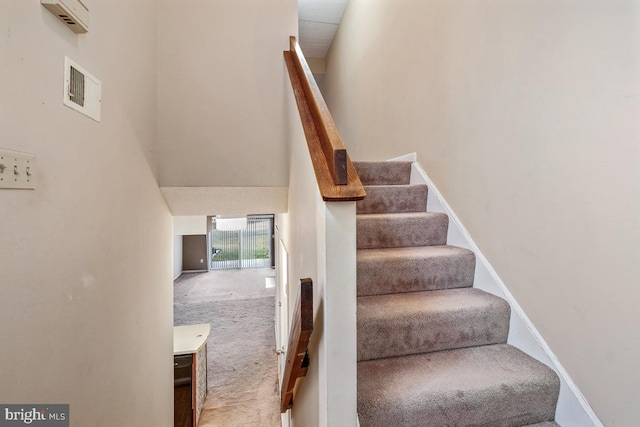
[353,161,561,427]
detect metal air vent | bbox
[69,66,85,107]
[41,0,89,33]
[63,57,101,122]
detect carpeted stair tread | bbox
[357,344,561,427]
[521,422,561,427]
[357,245,475,296]
[357,184,428,214]
[357,288,510,361]
[353,161,412,185]
[357,212,448,249]
[354,159,560,426]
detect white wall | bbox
[174,216,208,235]
[173,234,183,280]
[277,83,321,426]
[161,186,288,216]
[157,0,297,188]
[0,2,174,426]
[405,154,600,427]
[172,216,206,279]
[278,68,357,427]
[324,1,640,425]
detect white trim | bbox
[281,410,291,427]
[321,201,359,427]
[387,152,417,162]
[404,155,603,427]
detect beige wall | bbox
[161,186,288,216]
[157,0,297,188]
[324,1,640,425]
[0,2,174,426]
[174,234,184,280]
[174,216,208,235]
[278,82,321,426]
[279,64,358,427]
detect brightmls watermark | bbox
[0,405,68,426]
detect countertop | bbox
[174,324,210,356]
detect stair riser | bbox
[357,294,510,361]
[353,161,411,186]
[357,185,428,214]
[358,385,559,427]
[357,345,561,427]
[357,250,476,296]
[357,214,448,249]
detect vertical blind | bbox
[211,215,273,270]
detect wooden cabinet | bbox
[174,354,193,427]
[174,325,210,427]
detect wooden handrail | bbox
[284,36,366,202]
[280,278,313,413]
[289,38,347,185]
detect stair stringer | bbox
[388,152,603,427]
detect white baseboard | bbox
[398,153,603,427]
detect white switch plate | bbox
[0,149,36,190]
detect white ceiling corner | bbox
[299,21,339,45]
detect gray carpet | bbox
[353,161,561,427]
[357,288,511,361]
[357,245,476,296]
[357,184,428,214]
[357,212,449,249]
[174,269,281,427]
[358,345,560,427]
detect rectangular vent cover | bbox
[41,0,89,33]
[63,57,101,122]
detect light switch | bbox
[0,149,36,190]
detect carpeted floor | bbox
[174,268,281,427]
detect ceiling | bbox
[298,0,349,59]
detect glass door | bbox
[210,215,273,270]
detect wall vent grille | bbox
[69,66,85,107]
[63,57,101,122]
